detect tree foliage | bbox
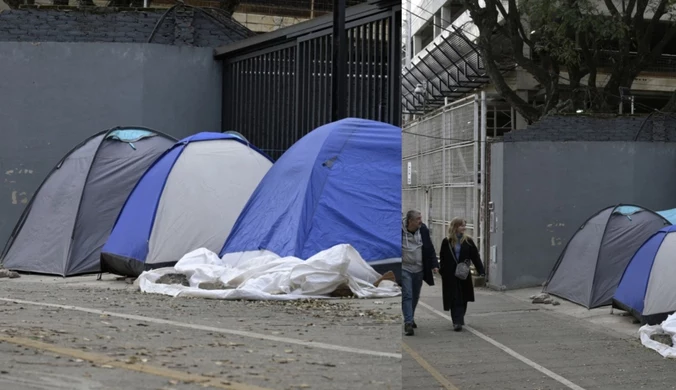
[463,0,676,122]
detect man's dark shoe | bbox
[412,321,417,329]
[453,324,462,332]
[404,323,414,336]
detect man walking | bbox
[402,209,438,336]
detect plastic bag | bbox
[638,313,676,358]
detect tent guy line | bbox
[419,301,587,390]
[0,297,402,360]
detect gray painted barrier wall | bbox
[489,141,676,289]
[0,42,222,248]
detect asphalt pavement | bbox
[403,276,676,390]
[0,274,401,390]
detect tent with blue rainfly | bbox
[220,117,402,278]
[613,225,676,325]
[0,127,177,276]
[543,204,670,308]
[101,132,273,277]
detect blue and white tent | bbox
[220,118,402,277]
[613,225,676,325]
[101,132,273,277]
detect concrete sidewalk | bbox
[0,274,402,390]
[403,276,676,390]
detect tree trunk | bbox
[600,66,636,113]
[662,90,676,112]
[477,37,542,123]
[465,1,543,123]
[568,83,586,112]
[218,0,240,14]
[108,0,130,6]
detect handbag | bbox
[448,241,471,280]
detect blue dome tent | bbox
[613,225,676,325]
[220,118,402,278]
[101,132,273,277]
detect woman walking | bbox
[439,217,485,331]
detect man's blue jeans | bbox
[401,269,424,324]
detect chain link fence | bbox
[402,96,480,251]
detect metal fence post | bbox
[473,94,479,240]
[331,0,347,121]
[480,91,487,267]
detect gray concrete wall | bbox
[0,41,222,248]
[489,141,676,289]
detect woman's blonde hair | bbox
[448,217,471,246]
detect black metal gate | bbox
[216,1,401,160]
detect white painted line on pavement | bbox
[0,297,401,360]
[419,301,586,390]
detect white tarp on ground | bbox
[639,313,676,358]
[137,244,401,300]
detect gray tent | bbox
[0,128,176,276]
[543,204,669,309]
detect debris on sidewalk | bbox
[198,280,228,290]
[155,273,189,286]
[330,283,354,298]
[651,333,673,347]
[529,292,560,306]
[0,267,20,279]
[115,276,135,284]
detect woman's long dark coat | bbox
[439,237,486,311]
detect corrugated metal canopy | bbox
[402,27,498,115]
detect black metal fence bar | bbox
[219,2,400,160]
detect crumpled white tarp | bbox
[639,313,676,358]
[137,244,401,300]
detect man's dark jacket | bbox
[419,223,439,286]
